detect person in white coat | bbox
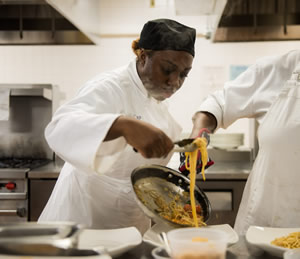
[189,49,300,235]
[38,19,196,234]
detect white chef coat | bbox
[198,50,300,235]
[234,66,300,235]
[38,59,182,234]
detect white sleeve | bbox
[198,65,258,130]
[45,81,127,174]
[198,50,300,130]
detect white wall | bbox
[0,38,299,147]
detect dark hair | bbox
[131,38,154,62]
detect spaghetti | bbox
[271,232,300,249]
[185,137,208,227]
[134,184,205,227]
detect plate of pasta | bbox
[246,226,300,257]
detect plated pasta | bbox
[271,232,300,249]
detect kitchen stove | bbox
[0,158,51,222]
[0,84,59,223]
[0,158,51,169]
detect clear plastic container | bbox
[167,228,228,259]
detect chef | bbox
[189,49,300,235]
[38,19,196,234]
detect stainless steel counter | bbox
[28,160,252,180]
[199,161,252,180]
[28,161,63,179]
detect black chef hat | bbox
[138,18,196,57]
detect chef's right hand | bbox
[106,116,174,159]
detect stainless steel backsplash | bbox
[0,90,53,159]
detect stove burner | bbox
[0,158,52,169]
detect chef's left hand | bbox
[178,152,214,177]
[178,128,214,176]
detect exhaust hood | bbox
[2,0,299,44]
[0,0,93,44]
[213,0,300,42]
[45,0,102,45]
[174,0,227,39]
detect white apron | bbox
[234,66,300,235]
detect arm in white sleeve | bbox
[45,82,127,173]
[196,50,300,131]
[198,64,258,130]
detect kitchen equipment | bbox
[167,228,228,259]
[209,133,244,149]
[0,222,80,239]
[134,131,211,153]
[151,246,170,259]
[173,131,210,153]
[0,243,106,257]
[0,222,83,249]
[143,223,239,248]
[0,84,59,222]
[0,159,51,222]
[173,139,198,152]
[134,139,197,154]
[0,168,29,222]
[131,165,211,228]
[159,232,171,256]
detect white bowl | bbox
[210,133,244,149]
[210,133,244,139]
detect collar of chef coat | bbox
[127,59,149,98]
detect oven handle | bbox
[0,193,27,199]
[0,208,26,217]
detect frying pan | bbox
[131,164,211,228]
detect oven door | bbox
[0,173,28,222]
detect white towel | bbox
[0,88,10,121]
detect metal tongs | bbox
[173,131,210,153]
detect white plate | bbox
[78,227,142,258]
[246,226,300,258]
[143,223,239,248]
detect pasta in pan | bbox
[271,232,300,249]
[154,189,205,226]
[133,137,208,227]
[134,183,205,227]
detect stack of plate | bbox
[209,133,244,149]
